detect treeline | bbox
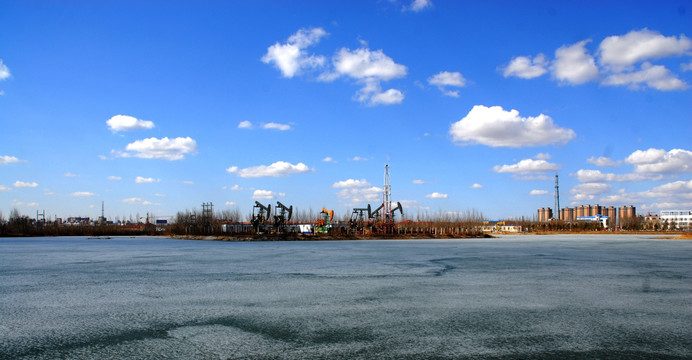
[0,210,153,237]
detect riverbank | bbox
[171,232,493,242]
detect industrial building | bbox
[537,204,636,227]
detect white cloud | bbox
[252,189,276,200]
[332,179,371,188]
[106,115,155,133]
[238,120,253,129]
[587,156,622,167]
[225,201,237,206]
[530,190,548,195]
[135,176,160,184]
[598,29,692,70]
[369,88,405,105]
[502,54,548,79]
[413,179,426,184]
[154,193,166,197]
[227,161,313,178]
[625,148,692,174]
[407,0,432,12]
[13,181,38,188]
[450,105,575,148]
[0,155,21,165]
[573,169,662,183]
[570,183,612,202]
[182,180,194,185]
[534,153,552,160]
[601,62,688,91]
[335,186,383,205]
[493,158,560,174]
[122,197,154,205]
[107,176,122,181]
[322,157,336,163]
[70,192,95,197]
[262,122,292,131]
[428,71,467,97]
[0,59,10,80]
[331,47,407,81]
[262,27,328,78]
[64,172,77,177]
[27,202,39,207]
[682,61,692,72]
[426,192,448,199]
[641,179,692,199]
[328,47,407,106]
[118,137,197,160]
[551,40,599,85]
[228,184,243,191]
[470,183,483,189]
[0,185,11,191]
[349,156,368,161]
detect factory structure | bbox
[537,205,637,228]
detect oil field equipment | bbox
[317,208,334,233]
[251,201,271,232]
[273,201,293,232]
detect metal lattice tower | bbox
[554,174,560,220]
[383,164,392,223]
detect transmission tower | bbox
[554,174,560,220]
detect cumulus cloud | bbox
[227,184,243,191]
[225,201,236,206]
[322,157,336,163]
[450,105,575,147]
[106,115,155,133]
[601,62,688,91]
[252,189,276,200]
[625,148,692,174]
[587,156,622,167]
[14,181,38,188]
[551,40,599,85]
[0,155,21,165]
[428,71,467,97]
[493,158,560,174]
[0,185,11,191]
[227,161,313,178]
[332,179,371,188]
[238,120,253,129]
[530,190,548,195]
[63,172,77,177]
[107,176,122,180]
[502,54,548,79]
[598,29,692,70]
[135,176,160,183]
[412,179,426,184]
[470,183,483,189]
[0,59,10,80]
[70,192,95,197]
[117,137,197,160]
[327,47,407,105]
[262,27,328,78]
[122,197,154,205]
[426,192,448,199]
[570,183,612,202]
[262,122,292,131]
[335,186,383,205]
[406,0,432,12]
[683,61,692,72]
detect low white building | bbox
[660,210,692,229]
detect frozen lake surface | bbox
[1,235,691,359]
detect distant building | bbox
[537,204,636,227]
[660,210,692,230]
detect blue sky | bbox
[1,0,691,222]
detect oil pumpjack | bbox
[251,201,271,233]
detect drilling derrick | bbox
[383,164,393,232]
